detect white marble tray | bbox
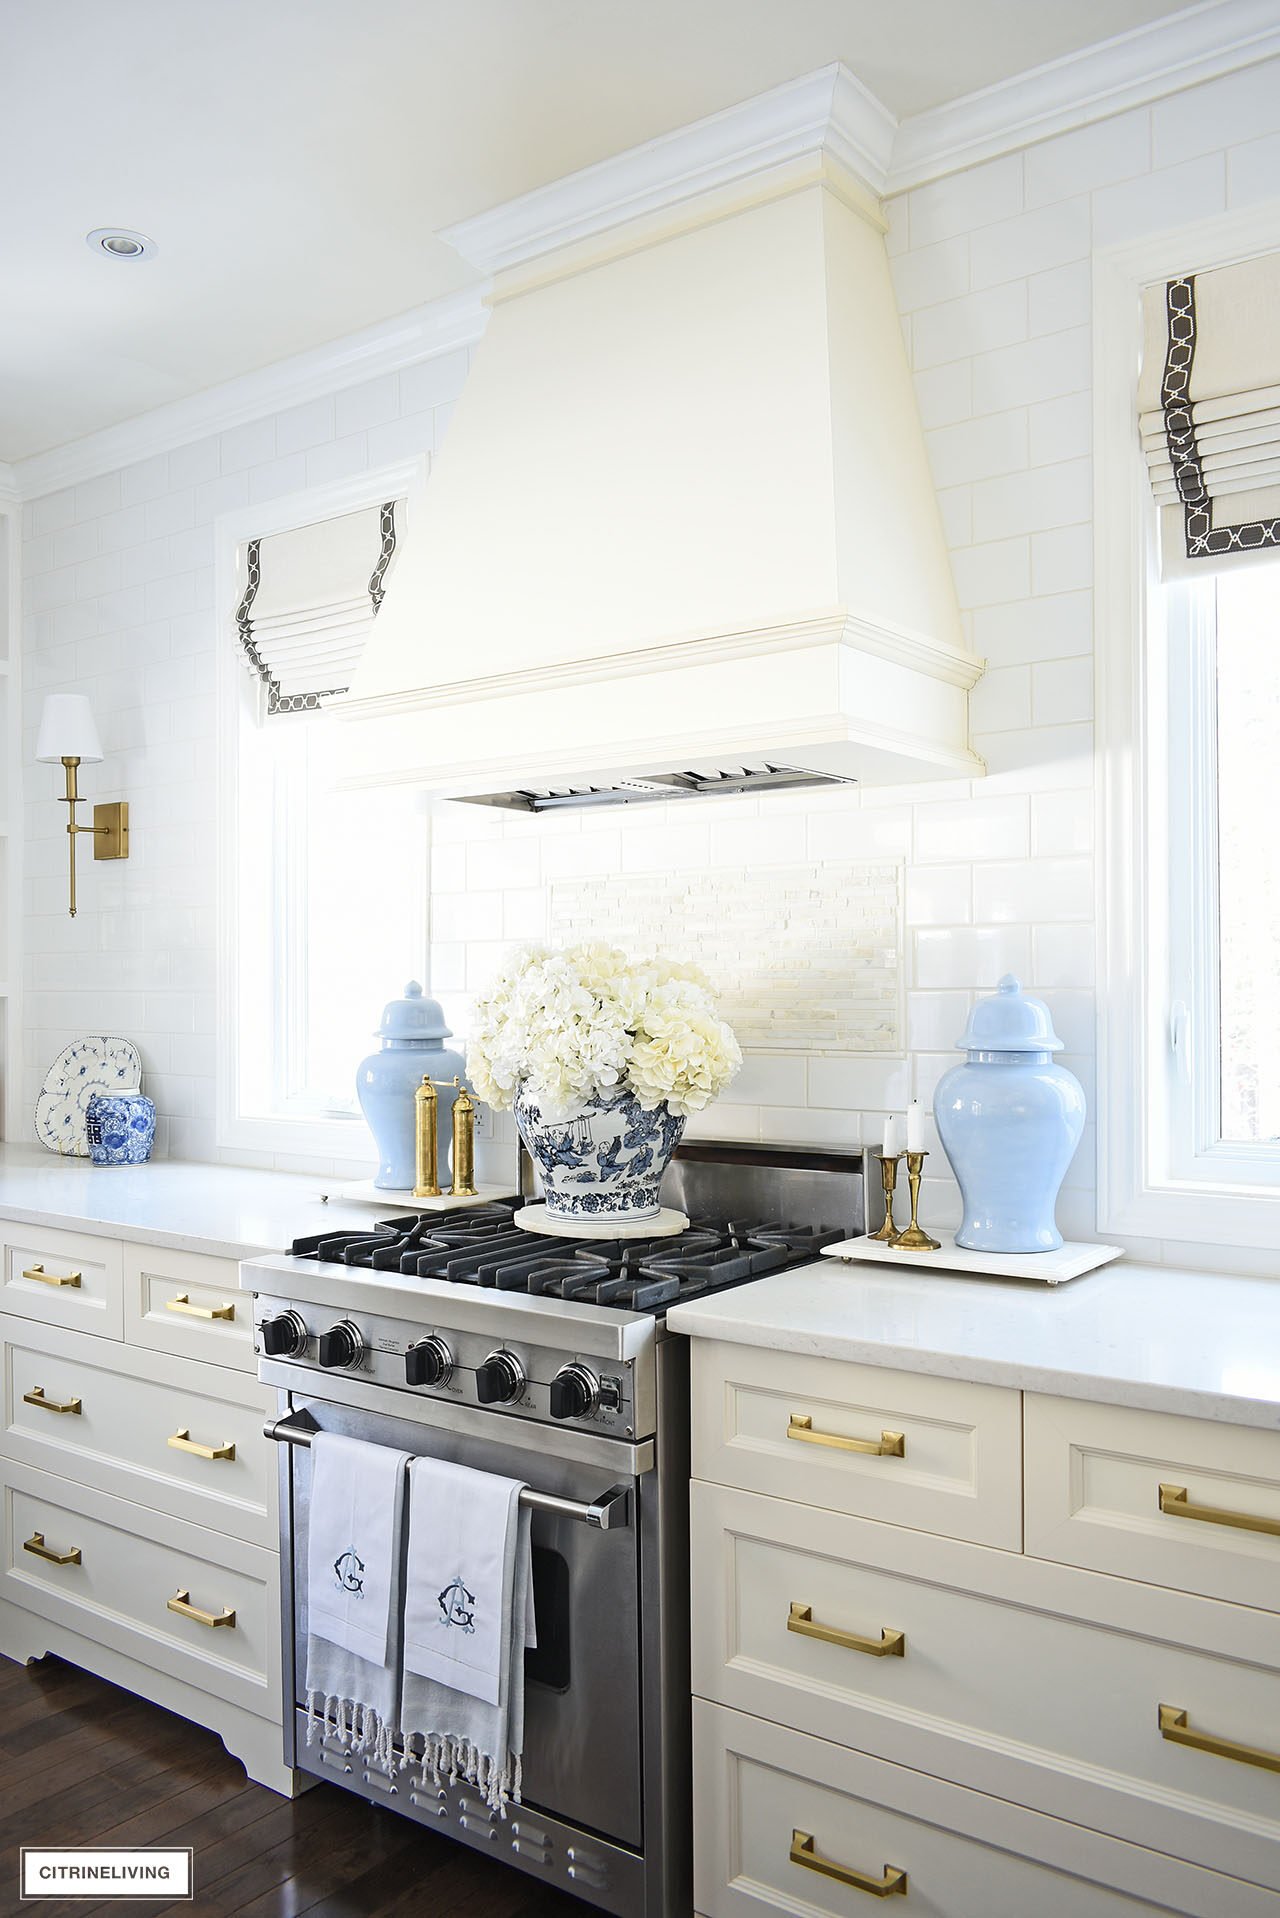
[335,1181,514,1211]
[514,1202,689,1240]
[820,1232,1124,1285]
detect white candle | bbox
[882,1114,903,1157]
[906,1100,926,1153]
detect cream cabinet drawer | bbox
[3,1321,275,1546]
[1025,1394,1280,1611]
[691,1341,1021,1547]
[3,1460,277,1721]
[124,1245,252,1373]
[0,1222,123,1339]
[693,1701,1269,1918]
[692,1482,1280,1891]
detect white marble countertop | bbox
[0,1143,424,1260]
[667,1258,1280,1428]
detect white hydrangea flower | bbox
[466,942,741,1123]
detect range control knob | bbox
[405,1336,453,1387]
[317,1320,364,1370]
[475,1350,526,1405]
[549,1363,600,1422]
[259,1310,307,1359]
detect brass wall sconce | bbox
[36,694,129,918]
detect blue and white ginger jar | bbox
[933,975,1085,1253]
[514,1086,685,1223]
[85,1090,156,1166]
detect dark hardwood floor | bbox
[0,1656,591,1918]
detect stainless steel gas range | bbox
[240,1142,864,1917]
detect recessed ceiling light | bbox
[85,227,157,262]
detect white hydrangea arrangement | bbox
[467,943,742,1125]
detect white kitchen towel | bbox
[307,1432,407,1666]
[400,1456,535,1813]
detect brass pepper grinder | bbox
[870,1154,902,1242]
[450,1078,478,1198]
[413,1075,441,1199]
[892,1150,941,1252]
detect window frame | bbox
[1096,206,1280,1251]
[214,458,427,1162]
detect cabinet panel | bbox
[3,1460,277,1723]
[693,1701,1269,1918]
[1025,1394,1280,1611]
[692,1482,1280,1892]
[124,1245,253,1373]
[691,1341,1021,1547]
[1,1223,122,1339]
[3,1320,275,1546]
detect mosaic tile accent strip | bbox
[551,862,903,1053]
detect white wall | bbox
[16,55,1280,1268]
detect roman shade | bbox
[1140,252,1280,579]
[236,500,401,714]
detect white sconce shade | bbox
[36,693,103,765]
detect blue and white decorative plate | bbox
[35,1036,143,1157]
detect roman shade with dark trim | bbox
[236,500,401,714]
[1140,252,1280,579]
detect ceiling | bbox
[2,0,1199,462]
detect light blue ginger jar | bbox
[934,975,1085,1253]
[355,983,467,1191]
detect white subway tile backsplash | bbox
[913,360,973,430]
[971,326,1089,413]
[972,589,1091,666]
[1025,109,1151,207]
[912,282,1027,369]
[914,794,1029,862]
[972,856,1091,924]
[890,235,970,312]
[1031,790,1092,858]
[808,1054,910,1112]
[950,536,1030,609]
[335,375,399,436]
[1091,156,1226,247]
[1032,655,1092,726]
[969,197,1090,291]
[1028,261,1091,337]
[1029,392,1090,467]
[926,408,1028,487]
[1227,129,1280,209]
[914,924,1032,989]
[908,155,1024,247]
[1031,522,1091,596]
[274,396,336,456]
[1151,58,1280,168]
[971,458,1089,542]
[905,864,972,925]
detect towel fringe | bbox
[403,1729,523,1815]
[306,1689,399,1771]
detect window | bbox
[1164,568,1280,1191]
[1096,213,1280,1251]
[216,465,429,1161]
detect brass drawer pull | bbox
[1158,1704,1280,1774]
[790,1830,907,1898]
[788,1414,905,1458]
[167,1588,236,1629]
[23,1531,81,1567]
[165,1293,235,1322]
[1158,1482,1280,1537]
[21,1263,82,1289]
[23,1385,82,1417]
[788,1602,905,1658]
[167,1428,235,1462]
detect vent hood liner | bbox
[340,126,981,794]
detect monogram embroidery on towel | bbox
[333,1547,365,1595]
[438,1576,477,1633]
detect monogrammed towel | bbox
[304,1432,409,1766]
[400,1456,535,1813]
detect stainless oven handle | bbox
[263,1414,632,1531]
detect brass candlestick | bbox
[870,1154,902,1241]
[891,1150,941,1252]
[450,1078,478,1197]
[413,1076,441,1198]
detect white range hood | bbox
[340,66,983,799]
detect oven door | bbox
[277,1389,645,1851]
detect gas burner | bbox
[288,1202,855,1317]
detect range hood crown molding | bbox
[440,60,898,283]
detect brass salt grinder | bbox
[414,1075,479,1199]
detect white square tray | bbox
[820,1233,1124,1285]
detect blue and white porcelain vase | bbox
[934,975,1085,1253]
[356,983,467,1191]
[85,1090,156,1166]
[514,1086,686,1223]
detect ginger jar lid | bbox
[376,981,452,1044]
[957,974,1063,1053]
